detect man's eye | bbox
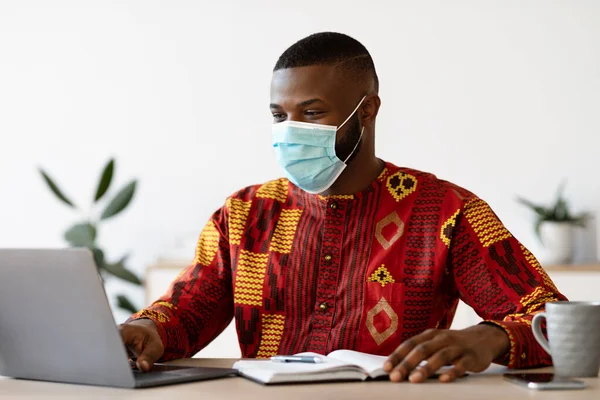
[272,113,286,121]
[304,110,322,117]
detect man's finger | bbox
[410,346,463,383]
[389,335,448,382]
[119,325,144,357]
[384,329,439,373]
[439,354,474,383]
[120,324,162,372]
[136,338,163,372]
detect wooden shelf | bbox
[543,264,600,272]
[147,259,190,271]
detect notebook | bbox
[233,350,391,384]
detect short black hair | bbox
[274,32,379,92]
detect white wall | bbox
[1,0,599,323]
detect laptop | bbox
[0,248,237,388]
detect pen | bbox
[271,355,323,364]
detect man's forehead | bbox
[270,65,345,106]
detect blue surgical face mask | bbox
[272,96,367,194]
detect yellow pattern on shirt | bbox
[463,198,512,247]
[227,198,252,245]
[234,250,269,307]
[195,221,220,266]
[257,178,288,203]
[440,209,461,247]
[270,209,303,254]
[256,314,286,358]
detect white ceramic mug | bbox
[532,301,600,377]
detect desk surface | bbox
[1,358,598,400]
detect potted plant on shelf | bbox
[39,158,142,313]
[517,181,589,265]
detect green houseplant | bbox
[39,158,142,313]
[517,181,589,264]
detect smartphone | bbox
[503,373,585,390]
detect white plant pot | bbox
[539,222,575,265]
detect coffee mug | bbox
[532,301,600,377]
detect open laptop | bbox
[0,248,237,388]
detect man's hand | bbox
[119,319,165,372]
[384,324,510,383]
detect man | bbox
[121,32,565,383]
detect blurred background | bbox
[1,0,598,330]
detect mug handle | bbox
[531,312,551,355]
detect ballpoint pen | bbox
[270,355,323,364]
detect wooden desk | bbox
[0,359,598,399]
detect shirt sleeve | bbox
[448,197,567,369]
[128,203,233,361]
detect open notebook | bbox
[233,350,390,384]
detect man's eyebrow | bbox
[270,98,325,110]
[297,98,324,108]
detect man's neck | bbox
[322,153,384,196]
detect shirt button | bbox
[324,254,332,261]
[319,303,328,311]
[329,202,337,209]
[521,353,526,360]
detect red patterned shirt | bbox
[131,161,565,368]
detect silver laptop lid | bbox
[0,248,135,388]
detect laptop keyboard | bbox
[130,363,192,373]
[130,363,237,387]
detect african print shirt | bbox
[131,161,565,368]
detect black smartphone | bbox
[503,373,585,390]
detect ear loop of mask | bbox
[343,126,365,163]
[337,95,367,131]
[337,95,368,163]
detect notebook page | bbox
[326,350,460,378]
[293,352,355,369]
[234,356,358,375]
[326,350,387,376]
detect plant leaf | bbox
[117,253,130,265]
[534,219,545,245]
[553,198,568,221]
[116,294,138,314]
[100,180,137,220]
[94,159,115,202]
[556,179,567,201]
[572,213,590,227]
[91,247,105,267]
[92,248,106,284]
[39,168,76,208]
[64,223,97,247]
[103,260,142,285]
[516,197,550,218]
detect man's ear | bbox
[360,94,381,129]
